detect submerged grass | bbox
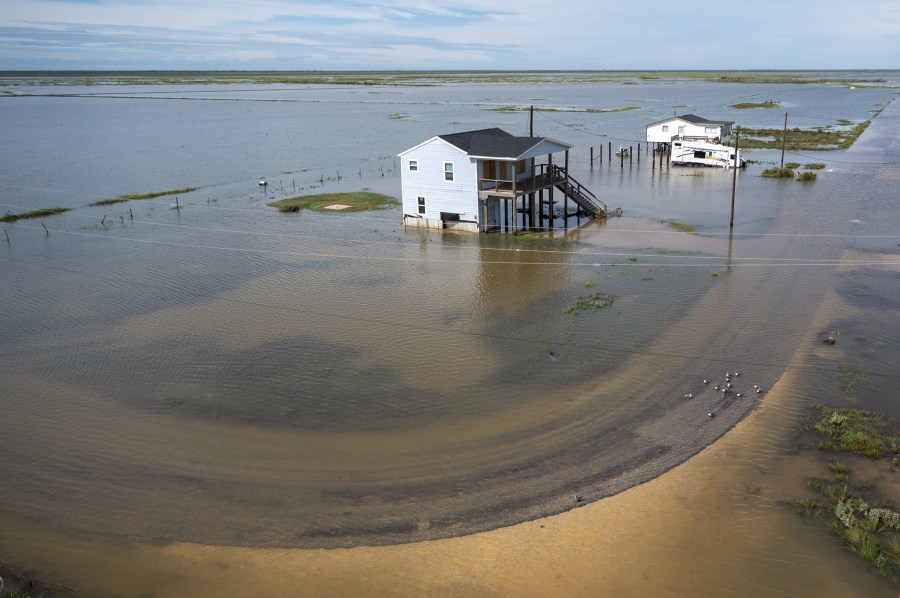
[730,101,781,109]
[90,187,199,206]
[0,207,70,222]
[268,191,399,213]
[736,121,871,151]
[663,219,697,233]
[488,105,640,113]
[761,167,794,178]
[794,405,900,585]
[813,405,893,458]
[566,293,615,315]
[5,70,888,88]
[797,171,818,182]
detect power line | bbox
[6,222,899,270]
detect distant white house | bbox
[398,128,605,233]
[646,114,734,145]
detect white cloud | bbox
[0,0,898,69]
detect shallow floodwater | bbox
[0,73,899,595]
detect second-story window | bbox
[444,162,454,181]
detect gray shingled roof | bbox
[679,114,734,126]
[438,128,546,158]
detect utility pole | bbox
[730,128,739,228]
[780,112,788,169]
[530,105,534,137]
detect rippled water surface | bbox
[1,73,899,596]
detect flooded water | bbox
[1,72,899,596]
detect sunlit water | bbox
[0,73,898,596]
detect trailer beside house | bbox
[398,128,606,233]
[671,139,745,168]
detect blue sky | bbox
[1,0,899,70]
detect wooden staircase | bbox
[550,165,607,218]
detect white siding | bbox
[399,138,480,223]
[646,118,727,143]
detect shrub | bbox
[761,167,794,178]
[805,162,826,169]
[797,171,817,181]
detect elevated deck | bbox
[479,164,607,218]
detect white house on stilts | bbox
[398,128,606,233]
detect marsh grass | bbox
[785,162,801,169]
[761,167,794,178]
[730,101,780,109]
[0,207,70,222]
[488,105,640,113]
[793,497,823,517]
[838,363,867,393]
[566,293,615,315]
[797,171,817,182]
[805,162,826,170]
[268,191,398,213]
[663,219,697,233]
[797,406,900,585]
[737,121,871,151]
[814,405,892,458]
[90,187,199,206]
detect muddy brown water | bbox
[0,77,898,596]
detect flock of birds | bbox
[682,371,765,418]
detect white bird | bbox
[703,379,710,385]
[684,393,694,399]
[736,392,744,398]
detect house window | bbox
[516,160,526,174]
[417,196,426,214]
[705,126,717,134]
[409,160,418,172]
[444,162,454,182]
[662,125,669,132]
[678,126,685,136]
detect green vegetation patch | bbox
[797,171,817,182]
[839,363,867,393]
[804,162,826,170]
[792,405,900,585]
[566,293,615,315]
[487,105,640,114]
[762,167,795,178]
[785,162,801,169]
[268,192,399,213]
[663,219,697,233]
[90,187,199,206]
[730,101,781,109]
[736,121,871,151]
[813,405,894,458]
[0,207,70,222]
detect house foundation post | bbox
[564,149,570,229]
